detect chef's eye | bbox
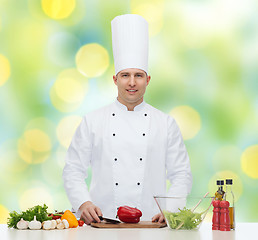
[121,74,128,77]
[136,74,143,77]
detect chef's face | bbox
[113,68,151,109]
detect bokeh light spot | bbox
[76,43,109,78]
[55,69,88,103]
[24,129,52,152]
[19,187,53,212]
[0,54,11,86]
[18,138,32,164]
[50,68,88,112]
[0,140,28,175]
[131,0,164,36]
[25,117,56,141]
[18,139,50,165]
[208,171,243,202]
[170,105,201,140]
[55,77,83,103]
[41,0,76,19]
[50,87,81,112]
[17,118,56,164]
[0,205,9,224]
[241,145,258,179]
[56,115,82,148]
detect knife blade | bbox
[98,216,121,224]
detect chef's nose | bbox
[129,76,136,87]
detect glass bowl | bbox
[154,195,213,230]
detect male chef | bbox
[63,14,192,225]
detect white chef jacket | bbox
[63,100,192,220]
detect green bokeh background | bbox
[0,0,258,223]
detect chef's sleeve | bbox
[165,116,192,196]
[62,116,92,212]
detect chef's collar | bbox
[115,99,146,112]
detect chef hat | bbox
[111,14,149,75]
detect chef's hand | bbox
[79,201,102,225]
[152,213,165,223]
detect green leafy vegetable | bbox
[163,207,202,230]
[7,204,52,229]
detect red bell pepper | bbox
[117,206,142,223]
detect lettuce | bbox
[7,204,52,229]
[163,207,202,230]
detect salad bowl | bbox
[154,195,213,230]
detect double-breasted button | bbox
[143,133,145,136]
[112,113,115,116]
[114,158,117,161]
[113,133,116,136]
[137,182,140,185]
[144,113,147,116]
[139,158,142,161]
[115,183,118,186]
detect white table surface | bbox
[1,223,257,240]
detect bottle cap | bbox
[226,179,233,185]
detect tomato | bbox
[78,220,84,227]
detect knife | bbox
[98,216,121,224]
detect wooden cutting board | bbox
[91,221,167,228]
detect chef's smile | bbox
[126,89,138,94]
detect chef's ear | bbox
[113,75,118,85]
[146,75,151,86]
